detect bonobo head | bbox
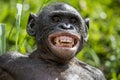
[27,2,89,64]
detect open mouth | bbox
[48,32,80,48]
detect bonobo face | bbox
[27,3,89,63]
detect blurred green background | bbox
[0,0,120,80]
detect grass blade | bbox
[0,24,6,55]
[15,3,22,50]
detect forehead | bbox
[37,3,82,20]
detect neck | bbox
[29,50,71,65]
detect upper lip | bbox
[48,32,80,40]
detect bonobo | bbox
[0,2,106,80]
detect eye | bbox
[70,17,78,23]
[52,15,61,22]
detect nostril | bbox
[59,25,66,29]
[68,25,74,29]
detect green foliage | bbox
[0,0,120,79]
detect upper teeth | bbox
[54,36,74,47]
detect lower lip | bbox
[53,45,73,49]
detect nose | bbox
[57,23,74,30]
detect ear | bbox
[27,13,37,36]
[84,18,89,29]
[84,18,90,42]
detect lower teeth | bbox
[55,42,73,47]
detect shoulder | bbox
[73,58,106,80]
[0,51,27,65]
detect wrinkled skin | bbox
[0,2,106,80]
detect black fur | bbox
[0,3,106,80]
